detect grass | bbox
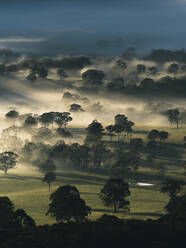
[0,125,185,225]
[0,169,169,225]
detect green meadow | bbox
[0,125,185,225]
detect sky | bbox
[0,0,186,56]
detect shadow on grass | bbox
[92,208,163,217]
[57,172,106,184]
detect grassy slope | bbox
[0,125,185,225]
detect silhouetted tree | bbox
[100,178,130,213]
[5,110,19,124]
[159,131,169,143]
[13,209,36,228]
[82,69,105,86]
[0,197,14,228]
[147,129,159,141]
[85,119,104,144]
[42,171,56,190]
[69,104,84,113]
[168,63,179,74]
[137,64,146,74]
[106,125,115,141]
[0,151,18,175]
[46,185,91,222]
[166,109,180,128]
[161,179,183,199]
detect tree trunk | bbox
[48,183,51,191]
[4,168,8,175]
[177,120,179,129]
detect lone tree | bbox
[46,185,91,222]
[166,109,180,128]
[42,171,56,191]
[69,103,84,113]
[0,151,18,175]
[100,178,130,213]
[161,179,183,199]
[5,110,19,120]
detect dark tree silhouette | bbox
[0,151,18,175]
[147,129,159,141]
[0,197,14,228]
[69,104,84,113]
[85,119,104,144]
[13,209,36,228]
[167,63,179,74]
[137,64,146,74]
[100,178,130,213]
[5,110,19,119]
[161,179,183,199]
[166,109,180,128]
[106,125,115,141]
[42,171,56,190]
[82,69,105,86]
[159,131,169,143]
[24,115,38,127]
[46,185,91,222]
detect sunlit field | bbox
[0,125,185,225]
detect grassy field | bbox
[0,125,185,225]
[0,170,169,225]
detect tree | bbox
[39,112,55,127]
[56,127,73,138]
[137,64,146,74]
[82,69,105,86]
[165,193,186,214]
[100,178,130,213]
[69,103,84,113]
[85,119,104,144]
[114,114,134,142]
[54,112,73,128]
[24,115,38,127]
[161,179,183,199]
[46,185,91,222]
[147,129,159,141]
[0,197,14,228]
[13,209,36,228]
[148,66,158,75]
[166,109,180,128]
[130,138,143,152]
[42,171,56,190]
[5,110,19,120]
[0,151,18,175]
[168,63,179,74]
[106,125,115,141]
[159,131,169,143]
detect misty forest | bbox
[1,1,186,248]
